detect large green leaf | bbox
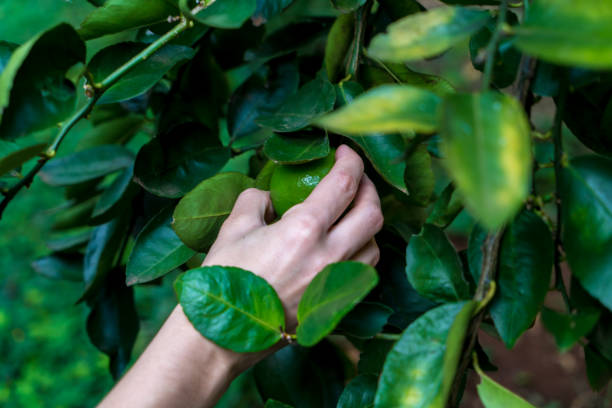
[87,274,139,380]
[404,144,435,206]
[406,224,471,303]
[440,91,531,229]
[337,374,377,408]
[514,0,612,69]
[127,207,195,285]
[314,85,440,135]
[426,183,463,229]
[0,24,85,140]
[0,41,17,75]
[263,132,330,164]
[78,0,178,40]
[40,145,134,186]
[0,142,46,176]
[257,71,336,133]
[561,156,612,310]
[297,261,378,347]
[176,265,285,352]
[374,301,476,408]
[324,13,354,83]
[190,0,257,29]
[473,353,536,408]
[541,307,601,352]
[469,210,553,348]
[88,42,194,104]
[252,0,295,25]
[367,7,489,62]
[228,62,299,146]
[134,122,230,198]
[254,342,346,408]
[359,63,454,97]
[172,172,255,251]
[331,0,366,13]
[80,216,129,302]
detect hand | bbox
[202,144,384,330]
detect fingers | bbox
[219,188,275,237]
[286,145,364,229]
[350,239,380,266]
[326,174,383,258]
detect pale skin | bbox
[99,145,384,408]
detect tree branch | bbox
[481,0,509,91]
[0,15,194,220]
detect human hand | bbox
[202,144,384,331]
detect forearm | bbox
[99,306,253,408]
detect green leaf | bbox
[440,91,531,230]
[134,122,230,198]
[252,0,295,25]
[51,196,98,231]
[473,353,536,408]
[76,114,144,151]
[254,341,346,408]
[406,224,471,303]
[91,165,137,223]
[78,0,178,40]
[374,301,476,408]
[40,145,134,186]
[585,345,612,391]
[0,142,46,176]
[561,156,612,310]
[325,13,354,83]
[172,172,255,251]
[0,41,17,75]
[404,144,435,206]
[46,229,92,252]
[87,275,139,380]
[257,71,336,133]
[336,302,393,339]
[89,42,194,104]
[359,63,454,97]
[127,206,195,285]
[337,374,378,408]
[358,338,395,375]
[80,216,130,302]
[263,132,330,164]
[228,62,299,146]
[469,210,553,348]
[367,7,489,62]
[0,24,85,140]
[297,261,378,347]
[514,0,612,69]
[191,0,257,29]
[541,307,601,352]
[31,254,83,282]
[426,183,463,229]
[176,265,285,352]
[315,85,440,135]
[332,0,366,13]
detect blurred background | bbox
[1,1,611,407]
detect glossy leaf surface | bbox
[561,156,612,310]
[336,302,393,339]
[177,266,285,352]
[191,0,257,29]
[367,7,489,62]
[440,91,531,229]
[406,224,470,302]
[374,301,476,408]
[474,354,536,408]
[263,132,330,164]
[337,374,377,408]
[297,261,378,346]
[127,207,195,285]
[172,172,254,251]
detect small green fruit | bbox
[269,151,335,215]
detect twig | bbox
[374,333,401,341]
[0,16,194,220]
[481,0,509,91]
[345,1,370,78]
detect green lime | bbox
[270,151,335,215]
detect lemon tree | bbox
[2,0,612,406]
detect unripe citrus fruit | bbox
[269,151,335,215]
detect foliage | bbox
[1,0,612,406]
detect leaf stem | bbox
[374,333,401,341]
[481,0,509,91]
